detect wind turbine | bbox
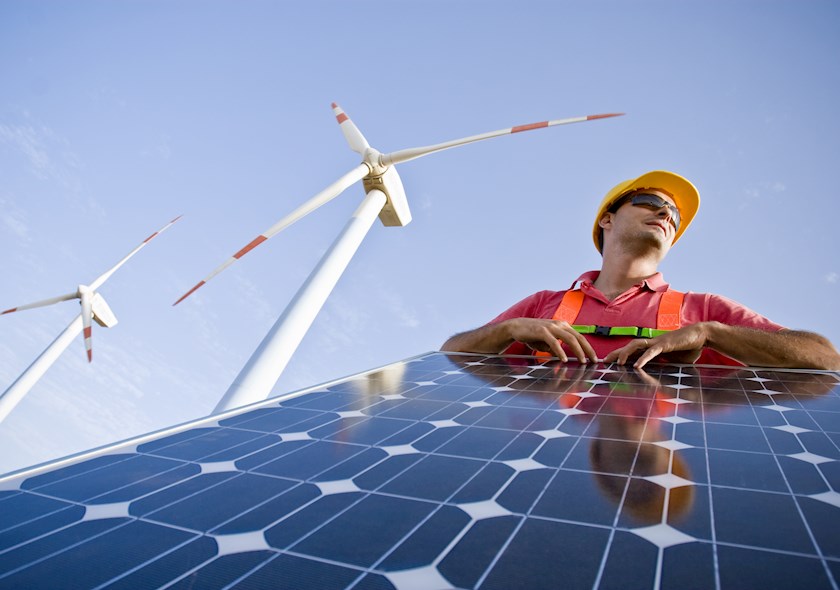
[0,216,181,423]
[175,104,623,413]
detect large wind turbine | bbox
[0,216,181,423]
[175,104,622,413]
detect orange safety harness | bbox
[533,289,684,359]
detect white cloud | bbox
[378,287,420,328]
[0,123,53,176]
[825,272,838,284]
[740,181,787,211]
[140,133,173,160]
[0,197,30,240]
[233,274,278,325]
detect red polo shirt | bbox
[489,271,784,366]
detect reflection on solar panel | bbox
[1,352,839,589]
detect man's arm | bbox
[605,322,840,370]
[441,318,598,363]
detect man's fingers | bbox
[633,345,662,369]
[573,330,599,363]
[554,323,599,363]
[605,339,650,365]
[540,326,568,362]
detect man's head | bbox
[592,170,700,253]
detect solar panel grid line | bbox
[0,516,139,582]
[0,466,196,558]
[325,364,590,587]
[95,537,221,590]
[628,374,675,590]
[734,389,837,586]
[0,351,436,487]
[697,370,722,590]
[582,368,661,590]
[496,365,631,588]
[146,376,506,584]
[737,384,838,586]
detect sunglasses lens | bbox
[631,194,680,230]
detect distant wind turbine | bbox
[0,216,181,423]
[175,104,623,413]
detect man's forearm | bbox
[441,322,515,354]
[704,323,840,370]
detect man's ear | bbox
[598,212,613,230]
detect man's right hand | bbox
[504,318,599,363]
[441,318,599,363]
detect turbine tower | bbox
[175,104,623,413]
[0,216,181,423]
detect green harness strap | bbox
[571,325,670,339]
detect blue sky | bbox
[1,0,839,474]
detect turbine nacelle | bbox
[91,291,118,328]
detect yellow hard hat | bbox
[592,170,700,252]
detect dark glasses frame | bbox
[611,193,681,231]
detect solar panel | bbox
[1,352,839,589]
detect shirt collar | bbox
[570,271,670,292]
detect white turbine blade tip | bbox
[382,111,626,166]
[331,102,369,153]
[1,292,78,315]
[143,214,183,244]
[90,215,182,290]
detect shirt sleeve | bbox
[487,291,551,325]
[486,291,552,356]
[685,293,785,332]
[685,293,785,366]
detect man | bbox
[441,170,840,370]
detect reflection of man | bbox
[442,171,840,370]
[450,356,695,522]
[447,353,836,524]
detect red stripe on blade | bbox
[1,308,17,314]
[84,327,92,338]
[511,121,549,134]
[233,235,267,259]
[173,281,205,306]
[87,349,92,362]
[587,113,624,120]
[336,113,348,124]
[143,231,159,243]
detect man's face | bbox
[602,189,679,253]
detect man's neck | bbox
[593,249,661,300]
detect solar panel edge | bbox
[0,351,442,486]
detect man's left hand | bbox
[604,324,707,368]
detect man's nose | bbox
[656,206,674,225]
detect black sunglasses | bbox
[612,193,681,231]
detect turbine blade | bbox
[1,292,78,315]
[381,113,625,166]
[80,293,93,363]
[332,102,370,154]
[89,215,182,290]
[174,164,369,306]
